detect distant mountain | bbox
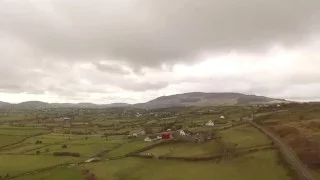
[133,92,287,109]
[0,101,131,109]
[0,92,287,110]
[16,101,50,109]
[0,101,12,109]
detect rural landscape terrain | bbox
[0,92,319,180]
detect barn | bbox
[161,132,171,140]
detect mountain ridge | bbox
[0,92,287,109]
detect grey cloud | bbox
[120,81,169,92]
[94,62,131,74]
[1,0,320,68]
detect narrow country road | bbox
[248,121,314,180]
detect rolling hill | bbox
[133,92,287,109]
[0,92,287,109]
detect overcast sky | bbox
[1,0,320,104]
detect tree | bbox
[144,126,153,134]
[36,150,40,155]
[62,144,68,149]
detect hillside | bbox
[0,92,286,109]
[134,92,287,109]
[0,101,131,109]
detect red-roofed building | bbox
[161,132,171,140]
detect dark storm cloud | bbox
[1,0,320,68]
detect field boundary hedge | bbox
[130,145,274,162]
[0,133,49,150]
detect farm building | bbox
[161,132,171,140]
[139,130,146,135]
[144,137,152,142]
[144,135,158,142]
[220,115,225,119]
[205,120,215,126]
[179,130,186,136]
[136,112,142,117]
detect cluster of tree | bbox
[35,140,43,144]
[63,130,93,135]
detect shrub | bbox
[62,144,68,149]
[53,152,80,157]
[36,150,40,155]
[35,140,42,144]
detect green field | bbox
[14,167,82,180]
[103,141,154,158]
[27,143,113,157]
[84,150,290,180]
[0,155,78,176]
[142,140,222,157]
[0,127,50,136]
[220,124,271,149]
[0,135,25,148]
[10,150,290,180]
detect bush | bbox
[35,140,42,144]
[53,152,80,157]
[62,144,68,149]
[36,150,40,155]
[45,148,50,153]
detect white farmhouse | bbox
[179,130,186,136]
[206,120,215,127]
[220,115,225,119]
[144,137,152,142]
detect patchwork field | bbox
[0,105,306,180]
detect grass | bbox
[103,141,154,158]
[0,128,49,136]
[0,143,45,154]
[0,155,78,176]
[220,124,271,149]
[0,135,26,148]
[13,167,82,180]
[28,143,114,157]
[27,133,85,144]
[84,150,291,180]
[142,140,222,157]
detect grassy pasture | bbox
[0,155,78,176]
[13,167,82,180]
[0,127,49,136]
[28,143,113,157]
[142,140,222,157]
[0,135,26,148]
[84,150,290,180]
[103,140,154,158]
[220,124,271,149]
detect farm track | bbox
[248,121,314,180]
[4,163,71,180]
[0,132,50,150]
